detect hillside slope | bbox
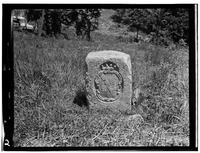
[13,9,189,147]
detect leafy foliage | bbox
[111,8,189,45]
[21,9,101,39]
[44,9,62,37]
[26,9,42,22]
[73,9,101,40]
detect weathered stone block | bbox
[85,50,132,112]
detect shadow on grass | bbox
[73,90,89,108]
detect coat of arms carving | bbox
[94,61,123,102]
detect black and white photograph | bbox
[2,4,197,150]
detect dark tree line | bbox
[14,9,101,40]
[111,8,189,45]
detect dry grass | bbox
[13,10,189,147]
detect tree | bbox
[26,9,44,36]
[37,9,45,37]
[20,9,101,40]
[111,8,189,45]
[163,8,189,44]
[74,9,101,41]
[27,9,70,37]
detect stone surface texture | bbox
[85,50,132,112]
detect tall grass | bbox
[14,29,189,147]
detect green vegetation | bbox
[14,9,189,147]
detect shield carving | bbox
[94,61,123,102]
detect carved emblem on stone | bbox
[94,61,123,102]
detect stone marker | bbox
[85,50,132,112]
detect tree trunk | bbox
[136,29,139,40]
[134,28,139,43]
[86,19,91,41]
[37,9,45,37]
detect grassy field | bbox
[13,10,189,147]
